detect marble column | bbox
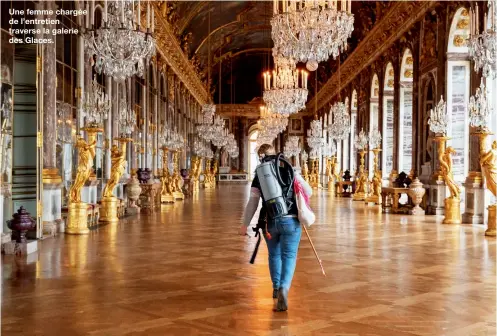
[42,0,63,236]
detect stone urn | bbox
[136,168,151,184]
[7,206,36,243]
[127,175,142,208]
[343,170,352,181]
[408,178,426,216]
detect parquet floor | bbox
[2,185,496,335]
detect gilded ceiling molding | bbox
[214,48,272,64]
[216,104,313,117]
[307,1,435,111]
[152,5,209,105]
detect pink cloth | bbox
[294,178,310,208]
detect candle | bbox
[121,0,125,24]
[103,0,107,25]
[151,6,154,32]
[86,2,89,28]
[476,4,479,34]
[147,1,150,29]
[90,0,95,26]
[138,0,141,27]
[274,0,277,14]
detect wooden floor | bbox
[2,185,496,335]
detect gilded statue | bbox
[302,160,309,182]
[440,146,460,199]
[69,137,96,203]
[481,141,497,197]
[325,158,332,180]
[371,170,382,198]
[103,145,126,198]
[355,167,367,194]
[337,170,344,182]
[161,169,173,195]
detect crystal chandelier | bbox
[263,56,308,115]
[84,0,156,82]
[81,76,111,129]
[118,98,136,138]
[468,2,496,79]
[328,101,351,140]
[428,96,449,135]
[56,101,73,143]
[354,128,368,150]
[271,0,354,71]
[307,119,325,159]
[284,136,301,158]
[469,78,493,131]
[369,129,382,149]
[257,105,289,147]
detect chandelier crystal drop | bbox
[84,0,156,82]
[263,56,308,115]
[468,2,497,79]
[81,77,111,129]
[271,0,354,70]
[369,129,382,149]
[328,101,351,140]
[428,96,449,135]
[354,128,368,151]
[118,98,136,138]
[256,105,289,147]
[469,79,493,131]
[307,119,326,159]
[284,136,301,158]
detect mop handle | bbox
[302,224,326,277]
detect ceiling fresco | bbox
[164,1,395,104]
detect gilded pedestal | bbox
[353,150,367,201]
[486,205,496,237]
[160,147,175,204]
[443,198,462,224]
[99,197,119,225]
[66,203,89,235]
[100,138,130,225]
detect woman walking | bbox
[240,144,312,311]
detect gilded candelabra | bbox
[478,133,497,236]
[66,127,100,234]
[326,156,338,194]
[160,146,175,203]
[99,138,130,225]
[353,150,367,201]
[365,147,382,205]
[171,150,184,200]
[203,158,213,189]
[434,136,462,224]
[309,159,320,189]
[189,156,202,193]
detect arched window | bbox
[399,50,414,174]
[382,63,395,179]
[447,7,471,183]
[486,5,497,142]
[248,130,259,180]
[369,74,379,176]
[342,97,350,171]
[350,90,358,173]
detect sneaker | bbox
[272,289,279,299]
[276,287,288,311]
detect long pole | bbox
[302,225,326,277]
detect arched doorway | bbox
[248,130,259,180]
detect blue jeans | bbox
[264,216,301,290]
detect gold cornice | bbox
[216,104,313,117]
[307,1,435,111]
[153,5,209,105]
[214,48,271,64]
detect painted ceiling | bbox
[167,1,394,104]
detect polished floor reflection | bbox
[2,185,496,335]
